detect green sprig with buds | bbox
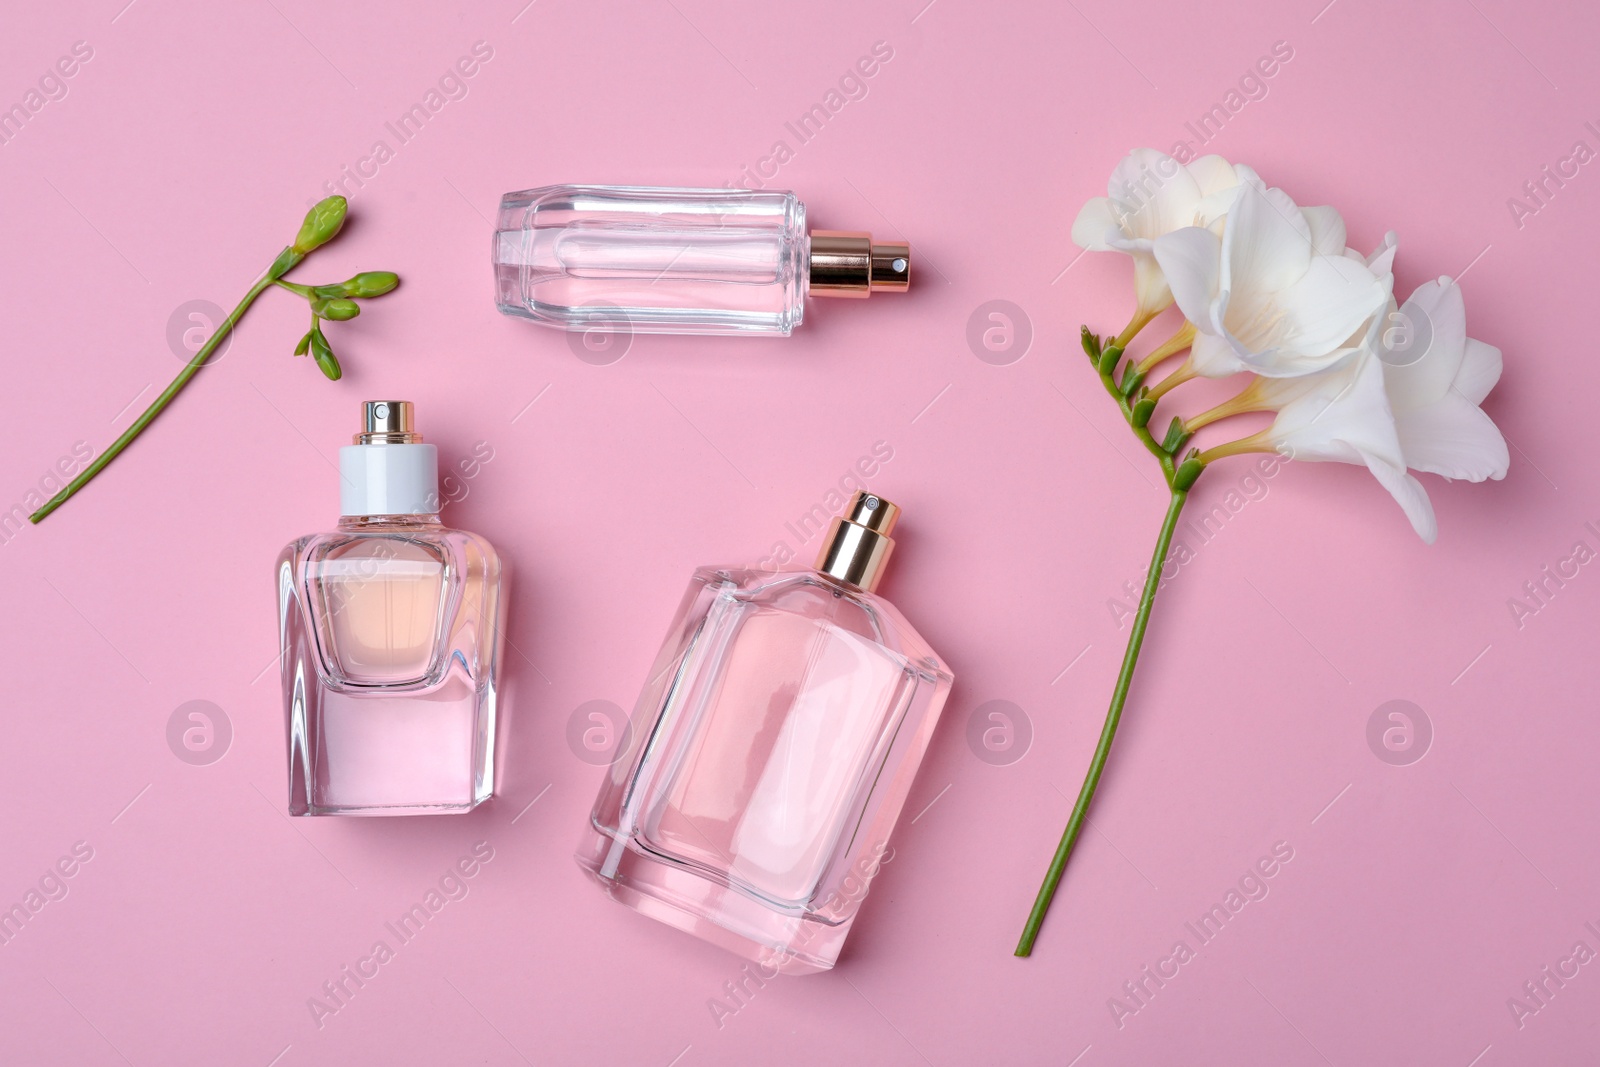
[29,196,399,524]
[275,270,399,380]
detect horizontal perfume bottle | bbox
[277,401,506,816]
[493,184,910,336]
[579,492,953,973]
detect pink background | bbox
[1,0,1595,1063]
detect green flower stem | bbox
[1016,326,1211,957]
[28,247,304,524]
[273,278,316,298]
[1015,484,1191,957]
[1090,331,1181,480]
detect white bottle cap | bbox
[338,401,440,516]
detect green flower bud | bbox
[1080,326,1102,361]
[308,328,341,380]
[293,196,348,254]
[311,297,361,321]
[1160,417,1187,452]
[342,271,399,298]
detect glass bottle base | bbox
[291,798,485,817]
[576,826,847,975]
[286,681,495,817]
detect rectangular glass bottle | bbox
[492,184,910,336]
[277,401,506,815]
[578,493,952,972]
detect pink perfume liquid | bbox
[579,564,951,973]
[309,686,480,811]
[280,524,503,815]
[277,401,505,817]
[644,607,903,903]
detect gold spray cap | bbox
[355,401,423,444]
[808,231,911,298]
[814,491,900,592]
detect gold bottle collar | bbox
[808,231,911,298]
[814,491,900,592]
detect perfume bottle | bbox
[277,401,506,816]
[578,492,953,972]
[492,184,910,336]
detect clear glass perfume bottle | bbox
[277,401,506,816]
[578,492,953,973]
[492,184,911,336]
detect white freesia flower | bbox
[1237,276,1507,542]
[1070,150,1508,544]
[1072,149,1252,323]
[1024,151,1515,957]
[1153,182,1389,378]
[1252,345,1438,542]
[1378,276,1509,482]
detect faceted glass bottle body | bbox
[278,514,505,816]
[579,567,953,973]
[493,184,809,336]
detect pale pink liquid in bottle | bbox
[580,493,952,972]
[278,402,506,816]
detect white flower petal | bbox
[1262,254,1387,371]
[1338,293,1394,356]
[1187,154,1240,197]
[1152,226,1222,326]
[1301,206,1347,257]
[1362,452,1438,543]
[1267,351,1399,462]
[1131,250,1173,316]
[1454,337,1503,406]
[1224,184,1313,296]
[1269,363,1438,542]
[1366,231,1398,276]
[1216,281,1282,352]
[1108,149,1203,242]
[1232,164,1262,187]
[1197,165,1263,226]
[1189,329,1245,377]
[1382,278,1467,409]
[1395,391,1510,481]
[1072,197,1120,251]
